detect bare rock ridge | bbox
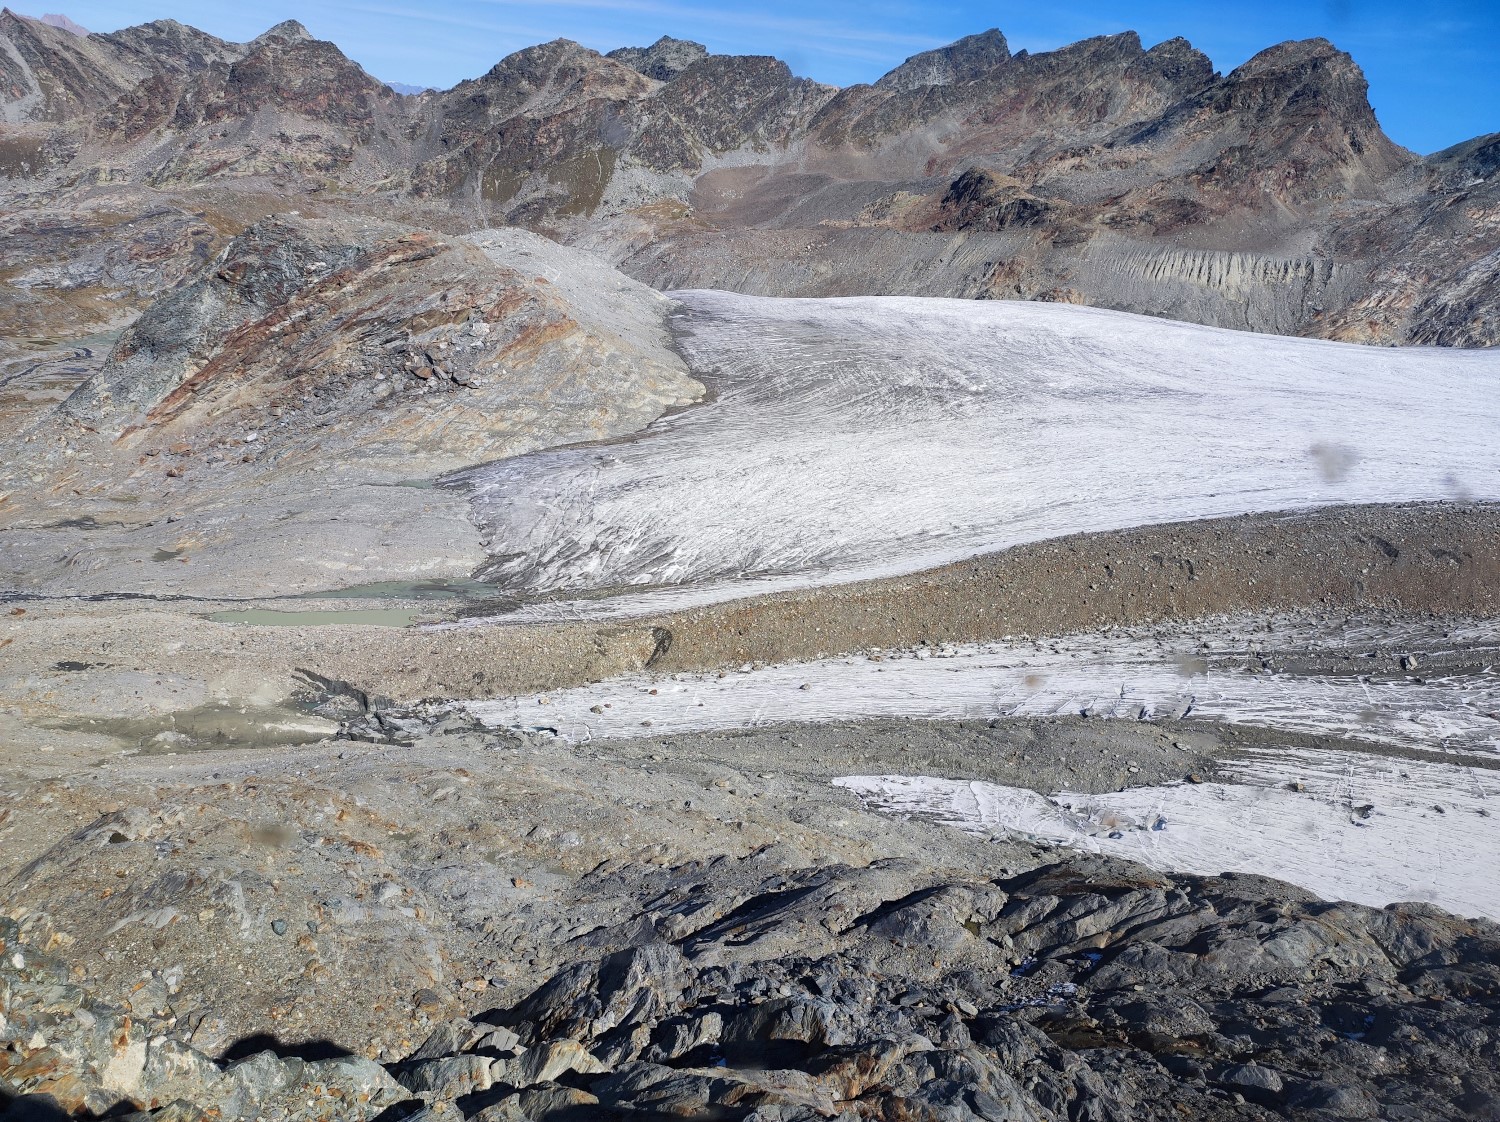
[0,214,701,598]
[0,15,1494,345]
[607,35,707,81]
[873,28,1011,92]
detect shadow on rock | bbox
[0,1091,74,1121]
[219,1035,356,1064]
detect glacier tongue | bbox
[461,292,1500,612]
[835,746,1500,921]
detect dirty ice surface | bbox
[460,292,1500,618]
[835,746,1500,921]
[470,616,1500,914]
[466,618,1500,758]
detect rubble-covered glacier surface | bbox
[460,291,1500,616]
[468,617,1500,917]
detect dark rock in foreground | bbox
[5,853,1498,1119]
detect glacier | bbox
[465,615,1500,757]
[460,291,1500,617]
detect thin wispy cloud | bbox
[334,1,562,42]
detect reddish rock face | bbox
[199,24,395,138]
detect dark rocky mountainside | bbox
[0,12,1495,346]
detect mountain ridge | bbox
[0,14,1494,347]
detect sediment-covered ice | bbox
[465,618,1500,757]
[836,746,1500,920]
[460,292,1500,616]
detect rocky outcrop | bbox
[362,855,1500,1121]
[931,167,1059,232]
[606,35,706,82]
[7,851,1499,1119]
[874,28,1011,93]
[0,201,227,338]
[0,911,412,1120]
[57,214,701,477]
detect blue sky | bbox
[39,1,1499,154]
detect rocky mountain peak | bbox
[471,37,642,93]
[251,18,313,45]
[1220,36,1407,163]
[96,18,243,76]
[1215,35,1386,124]
[1141,35,1215,84]
[1233,35,1343,74]
[192,23,394,137]
[451,38,653,130]
[38,11,85,34]
[607,35,708,81]
[1105,30,1411,199]
[874,28,1010,92]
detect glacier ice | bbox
[460,292,1500,617]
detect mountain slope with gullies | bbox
[0,12,1495,346]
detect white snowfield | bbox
[836,747,1500,921]
[462,291,1500,617]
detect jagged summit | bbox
[251,18,312,44]
[607,35,708,81]
[37,11,86,34]
[875,27,1009,91]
